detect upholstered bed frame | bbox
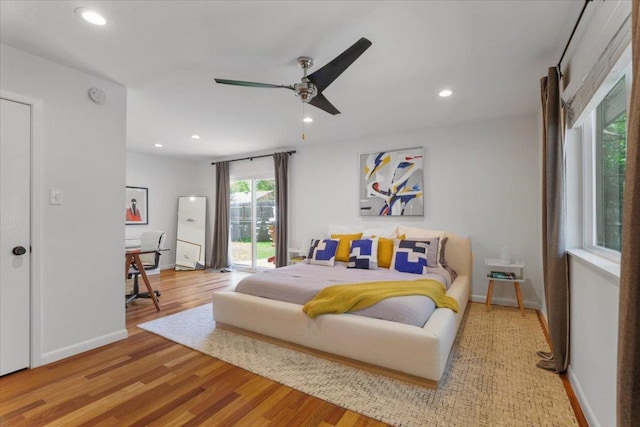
[211,233,472,388]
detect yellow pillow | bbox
[377,234,405,268]
[330,233,363,262]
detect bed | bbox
[211,231,472,388]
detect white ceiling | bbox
[0,1,583,160]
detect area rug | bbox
[138,303,578,427]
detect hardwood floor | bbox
[0,269,389,426]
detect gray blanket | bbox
[234,263,452,327]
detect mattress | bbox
[234,262,453,327]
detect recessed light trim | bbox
[191,134,201,139]
[154,143,163,148]
[74,8,106,26]
[303,117,313,123]
[439,89,453,97]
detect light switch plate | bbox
[49,189,63,205]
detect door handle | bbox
[12,246,27,256]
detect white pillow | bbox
[361,225,398,239]
[328,224,362,235]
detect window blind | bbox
[565,14,631,129]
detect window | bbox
[594,77,627,251]
[582,64,631,259]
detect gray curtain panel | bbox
[211,161,230,270]
[538,66,569,373]
[617,3,640,425]
[273,152,289,268]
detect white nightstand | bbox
[288,248,307,265]
[485,258,525,316]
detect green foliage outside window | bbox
[230,179,274,194]
[596,77,627,252]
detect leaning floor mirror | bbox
[176,196,206,270]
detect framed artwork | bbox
[359,147,424,216]
[125,186,148,225]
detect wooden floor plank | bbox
[233,384,295,426]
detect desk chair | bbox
[126,230,165,306]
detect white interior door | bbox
[0,98,31,376]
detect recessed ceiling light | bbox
[191,134,201,139]
[439,89,453,97]
[303,117,313,123]
[154,143,163,148]
[74,8,106,26]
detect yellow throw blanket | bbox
[302,279,459,319]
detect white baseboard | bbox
[34,328,128,368]
[470,294,540,311]
[568,366,601,427]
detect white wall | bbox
[560,2,629,426]
[1,44,128,365]
[126,152,214,269]
[567,255,619,427]
[289,114,543,308]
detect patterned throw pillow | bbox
[396,226,446,267]
[406,236,439,267]
[307,239,339,266]
[391,240,431,274]
[347,237,379,270]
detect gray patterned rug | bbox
[138,303,577,426]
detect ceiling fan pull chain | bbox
[302,103,306,140]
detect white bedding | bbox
[235,262,453,327]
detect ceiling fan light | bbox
[439,89,453,97]
[74,8,106,25]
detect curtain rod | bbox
[557,0,592,76]
[211,150,296,165]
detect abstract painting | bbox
[359,147,424,216]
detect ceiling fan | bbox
[214,37,372,115]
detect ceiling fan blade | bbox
[307,37,372,92]
[214,78,294,90]
[308,93,340,115]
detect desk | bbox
[125,248,165,311]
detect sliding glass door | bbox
[229,177,276,270]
